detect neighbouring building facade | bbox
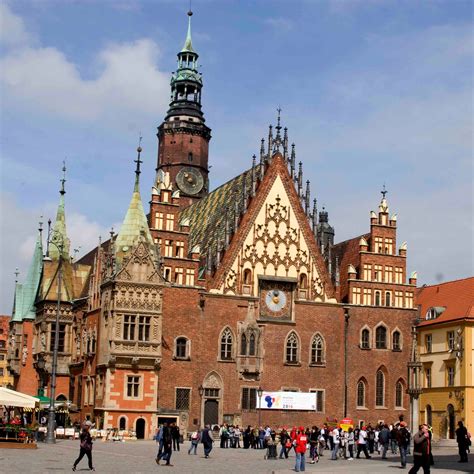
[0,315,14,388]
[8,11,421,439]
[416,277,474,439]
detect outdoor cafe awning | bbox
[0,387,39,409]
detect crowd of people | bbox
[68,418,471,472]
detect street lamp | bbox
[257,387,263,428]
[45,229,64,444]
[198,385,204,428]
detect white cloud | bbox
[0,192,121,314]
[0,4,169,124]
[0,2,32,47]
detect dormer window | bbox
[425,306,446,320]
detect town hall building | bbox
[8,11,418,439]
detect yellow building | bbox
[416,277,474,439]
[0,315,14,388]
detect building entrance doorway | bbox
[204,399,218,426]
[136,418,146,439]
[447,404,455,439]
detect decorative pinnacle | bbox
[14,268,19,283]
[60,160,66,195]
[39,216,43,234]
[110,227,115,238]
[134,135,143,191]
[381,183,388,199]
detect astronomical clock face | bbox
[176,167,204,195]
[259,279,294,321]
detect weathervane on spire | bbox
[134,134,143,190]
[276,107,282,133]
[60,160,66,195]
[381,183,388,199]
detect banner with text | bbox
[256,391,317,411]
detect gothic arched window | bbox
[243,269,252,285]
[375,326,387,349]
[285,332,299,364]
[395,380,404,408]
[375,291,381,306]
[119,417,126,430]
[357,380,366,408]
[376,370,385,407]
[310,334,325,364]
[385,291,391,306]
[220,328,233,360]
[240,333,247,356]
[392,331,401,351]
[361,328,370,349]
[248,333,256,356]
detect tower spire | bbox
[134,135,143,192]
[115,143,155,267]
[49,162,70,260]
[182,9,195,53]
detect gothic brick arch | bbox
[203,370,223,389]
[218,326,235,360]
[309,332,325,365]
[283,330,301,364]
[391,326,403,350]
[374,321,389,349]
[360,324,371,349]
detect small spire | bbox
[259,142,265,180]
[60,160,66,195]
[134,135,143,192]
[312,199,318,232]
[182,9,195,53]
[251,154,257,197]
[260,138,265,158]
[14,268,19,284]
[267,125,273,158]
[275,107,282,139]
[283,127,288,160]
[290,143,296,178]
[297,161,303,197]
[305,180,311,215]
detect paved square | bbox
[0,440,472,473]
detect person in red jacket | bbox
[294,426,308,472]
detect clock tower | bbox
[156,10,211,208]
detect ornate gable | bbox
[210,155,336,303]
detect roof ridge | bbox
[419,276,474,289]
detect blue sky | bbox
[1,0,472,313]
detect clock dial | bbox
[265,289,287,312]
[176,167,204,195]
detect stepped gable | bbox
[180,166,257,258]
[332,233,370,301]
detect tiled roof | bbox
[417,277,474,326]
[180,167,256,256]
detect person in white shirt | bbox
[331,427,340,460]
[356,426,371,459]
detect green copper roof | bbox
[181,11,195,53]
[12,231,43,322]
[115,150,155,265]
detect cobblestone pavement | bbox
[0,440,472,473]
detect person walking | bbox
[396,421,410,468]
[331,426,340,460]
[309,426,319,464]
[408,424,431,474]
[391,425,399,454]
[456,421,469,463]
[188,428,200,455]
[72,421,95,472]
[379,424,390,459]
[367,425,375,454]
[279,428,290,459]
[201,424,214,458]
[294,426,308,472]
[159,422,173,466]
[171,423,180,452]
[356,426,371,459]
[347,427,355,460]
